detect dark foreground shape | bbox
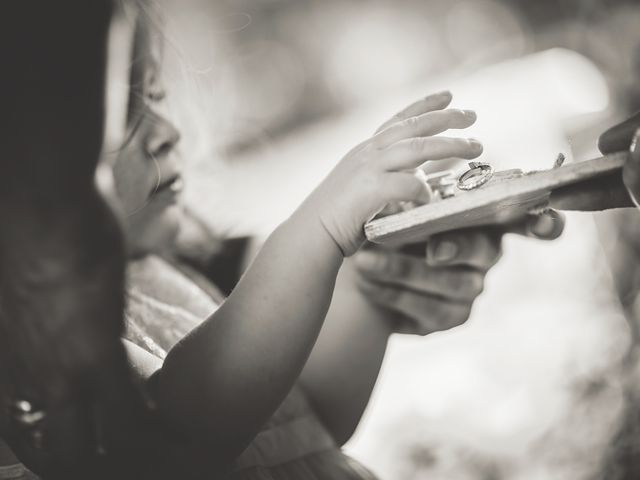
[0,2,220,478]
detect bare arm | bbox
[299,260,392,445]
[154,91,481,463]
[300,215,565,445]
[156,217,342,460]
[297,94,486,444]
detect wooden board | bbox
[364,152,627,244]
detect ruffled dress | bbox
[125,255,378,480]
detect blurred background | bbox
[154,0,640,478]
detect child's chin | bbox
[132,203,183,256]
[155,204,182,246]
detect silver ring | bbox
[457,162,494,190]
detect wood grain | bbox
[365,153,627,244]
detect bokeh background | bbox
[154,0,640,478]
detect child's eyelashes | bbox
[147,89,166,103]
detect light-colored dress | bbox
[0,254,376,479]
[125,255,378,480]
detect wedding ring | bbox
[457,162,494,190]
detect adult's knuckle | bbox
[473,245,501,270]
[448,271,484,297]
[379,286,401,304]
[465,273,485,296]
[445,271,467,291]
[388,256,410,278]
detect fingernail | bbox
[354,251,380,271]
[631,128,640,154]
[529,214,556,238]
[468,138,483,153]
[429,240,458,263]
[462,109,477,120]
[434,90,452,99]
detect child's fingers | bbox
[377,137,483,171]
[374,91,453,134]
[380,172,433,204]
[373,109,477,149]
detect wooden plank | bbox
[364,152,627,244]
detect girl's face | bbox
[113,30,183,258]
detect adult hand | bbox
[351,92,565,336]
[550,112,640,211]
[353,210,564,335]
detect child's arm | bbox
[156,91,482,461]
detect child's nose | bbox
[146,116,181,158]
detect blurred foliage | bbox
[160,0,640,154]
[154,1,640,479]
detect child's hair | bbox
[121,0,166,148]
[122,0,224,167]
[0,1,131,473]
[0,2,221,475]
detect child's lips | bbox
[151,175,184,202]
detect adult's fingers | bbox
[549,171,632,211]
[353,250,485,301]
[598,111,640,154]
[357,279,472,335]
[552,128,640,211]
[375,91,452,134]
[377,137,483,171]
[556,113,640,210]
[426,228,501,270]
[503,209,566,240]
[373,109,477,149]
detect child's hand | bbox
[302,91,483,256]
